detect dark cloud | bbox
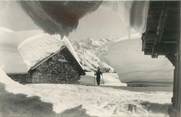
[20,1,102,36]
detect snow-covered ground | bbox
[0,68,172,117]
[79,72,126,86]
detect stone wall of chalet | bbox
[8,74,29,84]
[29,52,80,83]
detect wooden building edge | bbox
[142,1,180,116]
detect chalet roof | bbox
[29,46,66,71]
[18,33,84,73]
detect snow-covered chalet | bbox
[18,34,85,83]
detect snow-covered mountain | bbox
[71,34,174,84]
[100,38,174,83]
[68,38,115,72]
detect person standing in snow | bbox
[95,67,102,86]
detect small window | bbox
[58,58,68,63]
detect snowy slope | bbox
[71,38,114,72]
[100,39,174,83]
[0,67,172,117]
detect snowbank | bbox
[0,67,34,95]
[0,68,171,117]
[27,83,171,117]
[0,70,171,117]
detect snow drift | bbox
[0,67,172,117]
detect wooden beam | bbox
[151,3,167,57]
[157,4,167,43]
[172,3,181,116]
